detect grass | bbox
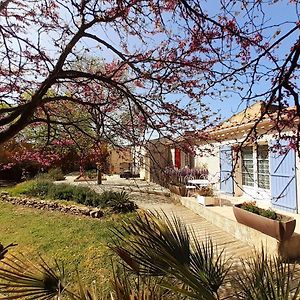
[2,179,38,196]
[0,201,134,292]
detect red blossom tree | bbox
[0,0,299,151]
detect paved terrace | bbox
[64,176,254,263]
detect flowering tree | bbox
[0,0,299,150]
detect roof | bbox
[215,101,280,130]
[187,102,298,143]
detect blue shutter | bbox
[270,140,297,213]
[220,145,234,195]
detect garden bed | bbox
[233,203,296,241]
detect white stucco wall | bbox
[131,146,149,179]
[194,142,220,186]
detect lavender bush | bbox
[164,166,208,185]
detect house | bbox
[107,146,132,175]
[133,137,194,183]
[194,102,300,213]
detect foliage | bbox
[2,0,300,154]
[0,254,66,300]
[165,167,209,186]
[71,186,100,206]
[8,180,52,198]
[112,211,226,299]
[95,190,137,213]
[104,191,137,213]
[48,183,77,201]
[36,168,65,181]
[6,180,136,212]
[25,180,54,198]
[234,249,300,300]
[240,202,278,221]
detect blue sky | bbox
[10,1,298,127]
[202,0,299,121]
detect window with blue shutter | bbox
[220,145,234,195]
[270,140,298,213]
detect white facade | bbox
[195,131,300,213]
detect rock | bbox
[89,210,103,218]
[1,194,104,219]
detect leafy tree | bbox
[0,0,300,169]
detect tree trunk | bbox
[97,164,102,185]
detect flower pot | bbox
[233,204,296,241]
[169,184,186,196]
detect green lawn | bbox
[0,201,133,291]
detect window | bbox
[242,147,254,186]
[257,145,270,189]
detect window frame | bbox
[240,144,270,190]
[257,144,270,189]
[241,146,255,187]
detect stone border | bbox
[0,192,103,219]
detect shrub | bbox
[48,184,75,201]
[9,179,54,198]
[35,168,65,181]
[48,184,107,208]
[99,190,116,204]
[103,191,137,213]
[72,186,104,207]
[260,209,278,220]
[240,202,278,220]
[7,179,136,212]
[25,180,54,198]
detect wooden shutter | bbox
[175,148,181,168]
[270,140,297,213]
[220,145,234,195]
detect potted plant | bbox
[233,202,296,241]
[168,183,186,196]
[196,186,215,206]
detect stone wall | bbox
[0,192,103,219]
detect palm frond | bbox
[233,248,300,300]
[190,235,231,295]
[0,253,65,300]
[112,211,191,276]
[111,263,176,300]
[111,211,218,300]
[0,243,17,261]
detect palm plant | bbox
[0,253,66,299]
[112,211,229,300]
[233,249,300,300]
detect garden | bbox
[1,209,300,299]
[0,168,138,294]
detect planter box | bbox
[233,204,296,241]
[196,195,215,206]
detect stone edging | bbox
[0,192,103,218]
